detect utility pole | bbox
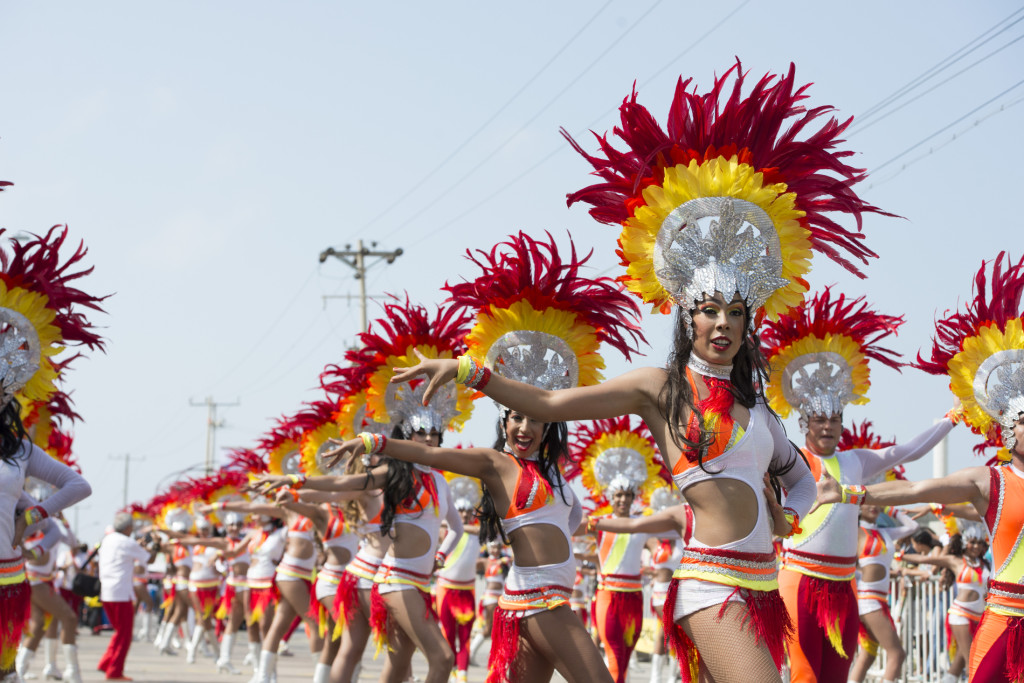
[108,454,145,509]
[318,239,403,334]
[190,397,240,475]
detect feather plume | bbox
[563,61,892,277]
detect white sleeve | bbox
[856,418,954,481]
[765,409,815,519]
[436,477,463,558]
[23,442,91,516]
[884,509,919,542]
[128,538,152,563]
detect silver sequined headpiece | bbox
[487,329,580,418]
[782,352,856,432]
[448,475,482,511]
[385,379,459,438]
[0,307,43,408]
[649,486,683,513]
[653,197,788,338]
[974,350,1024,452]
[592,446,650,496]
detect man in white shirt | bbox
[97,512,157,681]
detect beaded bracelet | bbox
[782,507,803,537]
[359,432,388,456]
[286,473,305,488]
[586,516,598,534]
[840,484,867,506]
[213,502,226,511]
[456,355,491,390]
[23,506,48,526]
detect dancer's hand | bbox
[248,475,291,495]
[762,474,788,537]
[323,437,365,471]
[809,472,843,515]
[11,514,26,550]
[389,348,459,405]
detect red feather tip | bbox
[444,231,645,360]
[290,399,339,436]
[838,420,896,451]
[349,295,473,377]
[972,434,1009,466]
[0,226,109,351]
[564,415,668,487]
[224,447,269,475]
[760,286,905,371]
[320,362,372,400]
[257,412,305,454]
[916,252,1024,376]
[562,60,894,278]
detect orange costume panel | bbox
[970,465,1024,683]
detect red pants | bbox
[594,589,643,683]
[779,569,858,683]
[98,601,134,679]
[437,587,475,672]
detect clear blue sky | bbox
[2,1,1021,539]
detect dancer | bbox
[590,486,693,683]
[395,61,892,680]
[435,476,482,683]
[0,226,102,682]
[899,528,990,682]
[760,287,956,683]
[369,232,650,683]
[816,252,1024,683]
[846,504,918,683]
[153,508,195,656]
[470,540,508,666]
[573,416,663,683]
[217,512,255,674]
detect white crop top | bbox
[500,456,583,542]
[246,527,286,580]
[672,401,814,555]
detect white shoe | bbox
[60,645,82,683]
[256,651,277,683]
[277,641,291,657]
[217,633,240,674]
[15,647,34,678]
[312,663,330,683]
[38,666,61,682]
[468,632,485,667]
[1,672,26,683]
[243,642,259,669]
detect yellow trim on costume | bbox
[949,319,1024,437]
[621,156,811,317]
[467,299,605,386]
[365,344,474,429]
[789,455,843,544]
[766,334,869,418]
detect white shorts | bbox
[671,578,744,620]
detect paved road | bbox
[38,627,659,682]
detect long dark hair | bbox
[370,424,420,539]
[1,399,29,463]
[659,304,798,487]
[477,413,570,544]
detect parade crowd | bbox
[2,62,1022,683]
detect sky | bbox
[2,1,1022,540]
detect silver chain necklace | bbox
[687,353,733,381]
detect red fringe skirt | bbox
[331,571,360,641]
[663,578,793,683]
[193,586,220,620]
[248,580,279,625]
[215,583,236,621]
[485,585,571,683]
[0,559,31,673]
[369,583,437,657]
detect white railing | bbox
[866,576,952,683]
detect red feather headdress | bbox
[445,231,644,391]
[351,296,475,436]
[567,416,665,507]
[321,362,387,440]
[760,287,903,421]
[0,226,108,405]
[915,253,1024,450]
[563,61,891,321]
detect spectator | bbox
[97,513,158,681]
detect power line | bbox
[851,30,1024,138]
[871,78,1024,175]
[351,0,616,242]
[867,91,1024,188]
[852,7,1024,129]
[376,0,667,243]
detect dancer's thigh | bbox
[520,605,612,683]
[680,602,782,683]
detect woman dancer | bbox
[0,226,103,683]
[589,489,693,683]
[898,528,990,682]
[153,513,194,656]
[846,505,918,683]
[199,490,321,683]
[816,252,1024,682]
[396,63,890,681]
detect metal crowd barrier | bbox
[865,576,953,683]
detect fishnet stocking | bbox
[680,603,782,683]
